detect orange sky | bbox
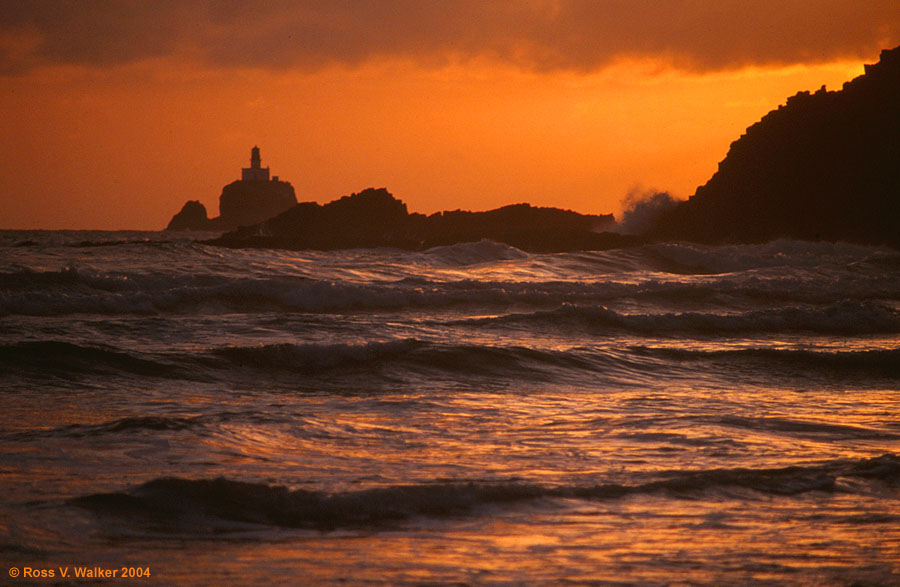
[1,1,898,229]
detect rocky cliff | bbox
[650,45,900,248]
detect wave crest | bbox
[0,341,176,378]
[470,301,900,335]
[71,454,900,530]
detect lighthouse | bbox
[241,145,271,182]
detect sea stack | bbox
[166,146,297,230]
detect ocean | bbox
[1,230,899,585]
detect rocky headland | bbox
[650,46,900,248]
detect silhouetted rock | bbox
[166,200,219,231]
[209,187,633,252]
[650,45,900,248]
[419,202,620,251]
[218,179,297,228]
[166,147,297,231]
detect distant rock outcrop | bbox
[166,200,218,231]
[166,146,297,231]
[209,187,634,252]
[650,45,900,248]
[218,179,297,228]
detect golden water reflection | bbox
[136,489,900,585]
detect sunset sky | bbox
[2,1,899,230]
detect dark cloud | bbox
[2,0,899,75]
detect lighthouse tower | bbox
[241,145,270,181]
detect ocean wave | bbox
[467,301,900,335]
[0,269,587,316]
[0,266,85,289]
[423,239,530,265]
[62,415,203,435]
[2,416,207,441]
[0,229,182,248]
[700,415,900,440]
[645,240,898,275]
[632,346,900,377]
[70,454,900,530]
[4,337,898,385]
[203,340,631,383]
[0,339,590,382]
[0,341,179,379]
[210,339,426,373]
[2,259,898,317]
[414,239,900,277]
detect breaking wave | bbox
[3,239,899,318]
[3,271,897,318]
[423,239,530,265]
[0,268,586,316]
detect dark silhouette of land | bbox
[650,46,900,247]
[167,146,297,231]
[208,187,636,252]
[173,45,900,250]
[167,149,630,252]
